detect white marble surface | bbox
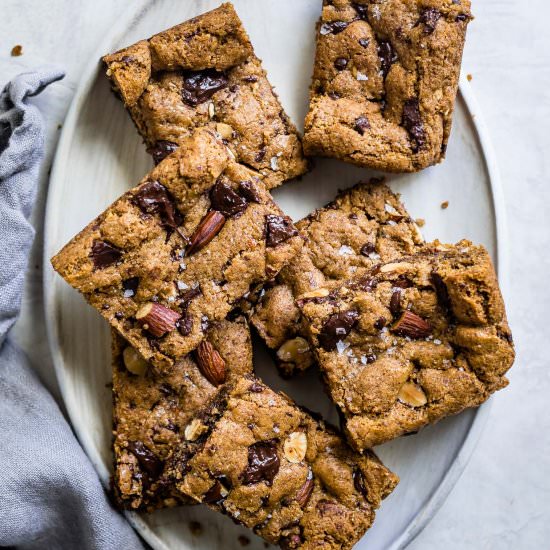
[1,0,549,548]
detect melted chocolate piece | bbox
[320,21,349,35]
[90,240,122,269]
[210,181,247,218]
[390,288,402,316]
[334,57,348,71]
[122,277,140,297]
[353,468,368,497]
[430,271,451,310]
[319,310,360,351]
[238,180,262,203]
[402,98,426,152]
[127,441,163,478]
[146,140,178,165]
[353,3,369,20]
[417,8,442,34]
[181,69,228,107]
[360,242,376,256]
[359,37,370,48]
[265,215,299,247]
[134,181,183,230]
[377,40,398,78]
[241,440,280,485]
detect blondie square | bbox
[103,3,307,189]
[303,0,473,172]
[248,180,424,377]
[112,317,253,511]
[299,241,515,451]
[51,129,303,370]
[164,376,398,549]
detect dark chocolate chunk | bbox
[417,8,441,34]
[134,180,183,230]
[390,288,402,316]
[320,21,349,35]
[359,37,370,48]
[255,148,267,163]
[319,310,360,351]
[181,69,228,107]
[203,481,226,505]
[249,381,264,393]
[177,312,193,336]
[241,440,280,485]
[354,116,371,135]
[90,240,122,269]
[334,57,348,71]
[402,98,426,152]
[180,285,201,304]
[456,13,469,22]
[146,140,178,165]
[238,180,262,204]
[210,181,247,217]
[360,242,376,256]
[126,441,163,478]
[374,316,387,330]
[265,215,299,247]
[377,40,398,78]
[122,277,140,298]
[353,468,368,497]
[430,271,451,310]
[353,3,369,20]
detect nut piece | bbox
[284,432,307,463]
[297,288,330,300]
[277,337,310,363]
[295,472,314,507]
[216,123,234,140]
[135,302,180,337]
[184,418,208,441]
[195,341,226,386]
[122,346,148,376]
[398,382,428,408]
[380,262,413,274]
[391,311,432,339]
[187,210,226,256]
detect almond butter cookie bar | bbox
[51,129,303,370]
[248,179,424,377]
[303,0,473,172]
[103,3,307,189]
[112,317,253,511]
[298,241,515,451]
[164,375,398,549]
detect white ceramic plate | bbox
[43,1,508,549]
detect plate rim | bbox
[42,1,508,548]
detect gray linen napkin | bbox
[0,69,143,550]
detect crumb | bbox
[11,45,23,57]
[238,535,250,546]
[441,201,449,210]
[189,521,202,536]
[467,73,473,82]
[415,218,425,227]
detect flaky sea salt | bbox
[338,245,354,255]
[177,281,189,290]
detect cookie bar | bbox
[248,180,424,377]
[303,0,473,172]
[298,241,515,451]
[103,3,307,189]
[164,376,398,549]
[112,317,253,511]
[51,129,303,370]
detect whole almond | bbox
[135,302,180,337]
[187,210,226,255]
[195,341,226,386]
[391,310,432,339]
[295,472,314,507]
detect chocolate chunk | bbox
[127,441,163,478]
[354,116,371,135]
[320,21,349,35]
[402,98,426,152]
[319,310,360,351]
[238,180,262,204]
[390,288,402,316]
[177,312,193,336]
[122,277,140,298]
[334,57,348,71]
[456,13,469,22]
[353,468,368,497]
[255,148,267,163]
[249,381,264,393]
[90,240,122,269]
[430,272,451,310]
[241,440,280,485]
[359,37,370,48]
[180,285,201,304]
[353,3,369,20]
[265,215,299,247]
[203,481,226,504]
[210,181,247,217]
[378,41,398,78]
[181,69,228,106]
[417,8,441,34]
[134,180,183,230]
[353,275,378,292]
[374,317,387,330]
[146,140,178,165]
[360,242,376,256]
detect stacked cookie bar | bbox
[51,2,516,549]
